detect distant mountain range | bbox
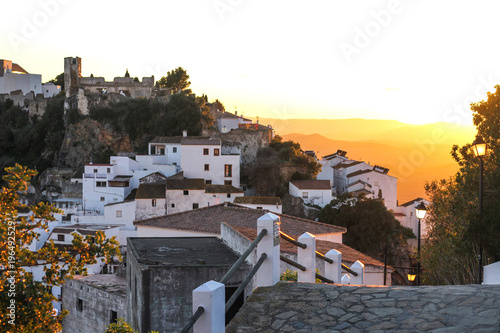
[255,118,476,204]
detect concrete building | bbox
[216,110,252,133]
[62,275,127,333]
[394,198,431,238]
[0,59,42,95]
[42,82,61,98]
[233,196,282,214]
[289,180,333,208]
[127,237,251,332]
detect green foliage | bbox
[104,318,159,333]
[155,67,191,92]
[0,165,121,332]
[47,72,64,87]
[270,135,321,176]
[280,269,322,283]
[319,198,409,263]
[421,85,500,285]
[124,69,130,78]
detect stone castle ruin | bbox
[64,57,170,115]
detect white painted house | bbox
[233,196,283,214]
[394,198,431,238]
[0,59,42,95]
[216,111,252,133]
[289,180,333,208]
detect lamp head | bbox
[416,202,427,219]
[472,135,487,157]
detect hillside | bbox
[275,119,476,204]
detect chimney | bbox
[183,130,187,137]
[256,116,259,124]
[235,111,238,116]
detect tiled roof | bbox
[205,185,244,194]
[12,63,28,74]
[52,224,120,236]
[332,161,364,170]
[290,180,331,190]
[181,137,221,146]
[234,197,282,205]
[136,183,166,199]
[229,225,386,268]
[400,197,425,207]
[166,178,205,190]
[134,203,346,236]
[346,180,372,189]
[139,171,167,181]
[346,169,373,178]
[150,136,183,144]
[393,212,406,217]
[125,189,137,201]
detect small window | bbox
[257,207,263,210]
[77,299,83,312]
[203,148,209,155]
[100,197,105,202]
[224,180,232,185]
[214,148,220,156]
[116,210,122,218]
[193,203,199,209]
[110,310,118,324]
[204,164,209,171]
[107,168,111,173]
[93,169,98,173]
[302,192,309,199]
[57,234,65,242]
[96,181,106,187]
[183,190,189,195]
[173,147,177,153]
[224,164,232,177]
[205,180,212,184]
[171,203,175,208]
[227,193,231,198]
[152,199,157,207]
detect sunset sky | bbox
[2,1,500,125]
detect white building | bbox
[289,180,333,208]
[180,137,240,187]
[42,82,61,98]
[0,59,42,95]
[216,111,252,133]
[233,196,282,214]
[394,198,431,238]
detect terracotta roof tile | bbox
[205,185,244,194]
[150,136,183,143]
[290,180,331,190]
[136,183,166,199]
[181,137,221,146]
[134,203,346,236]
[166,178,205,190]
[234,197,282,205]
[346,169,373,178]
[229,225,385,268]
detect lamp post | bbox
[415,202,427,286]
[472,135,487,284]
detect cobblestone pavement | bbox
[226,281,500,332]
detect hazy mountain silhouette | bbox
[258,118,476,204]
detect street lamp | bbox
[472,135,487,284]
[415,202,427,286]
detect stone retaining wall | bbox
[226,281,500,332]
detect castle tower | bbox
[64,57,81,98]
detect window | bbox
[116,210,122,218]
[160,148,165,155]
[193,203,199,209]
[257,207,263,210]
[77,299,83,312]
[173,147,177,153]
[214,148,220,156]
[100,197,105,202]
[171,203,175,208]
[183,190,189,195]
[204,164,210,171]
[57,234,65,242]
[93,169,98,173]
[107,168,111,173]
[152,199,157,207]
[224,180,232,186]
[302,192,309,199]
[96,181,106,187]
[224,164,232,177]
[205,180,212,184]
[227,193,231,198]
[203,148,209,155]
[110,310,118,324]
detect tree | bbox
[0,165,121,332]
[155,67,191,92]
[124,69,130,78]
[421,84,500,285]
[47,73,64,87]
[318,197,412,264]
[105,318,158,333]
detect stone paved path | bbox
[226,281,500,332]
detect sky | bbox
[2,0,500,125]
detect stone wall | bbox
[227,281,500,332]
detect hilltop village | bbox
[2,57,432,332]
